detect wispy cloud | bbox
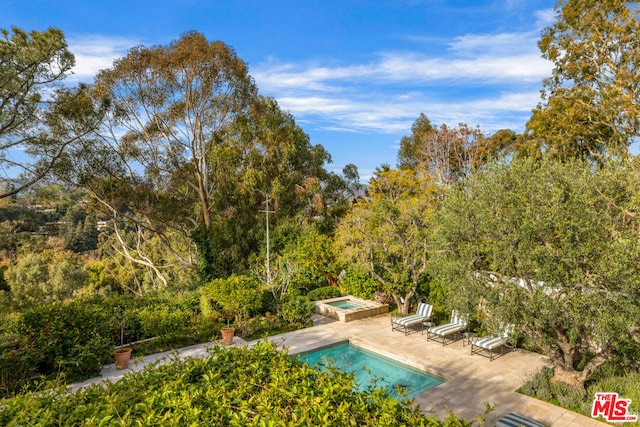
[67,35,141,82]
[62,19,554,138]
[253,24,552,135]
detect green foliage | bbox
[397,114,506,184]
[306,285,341,301]
[0,27,77,198]
[62,205,98,252]
[520,366,640,419]
[287,228,339,292]
[136,306,191,345]
[203,275,264,322]
[338,269,379,300]
[280,296,315,326]
[191,224,219,284]
[432,157,640,386]
[17,301,112,381]
[335,168,439,314]
[527,0,640,159]
[0,342,466,426]
[0,331,36,397]
[5,251,88,309]
[586,370,640,417]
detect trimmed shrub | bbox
[0,332,36,397]
[306,285,341,301]
[17,301,112,381]
[203,275,264,322]
[281,296,315,326]
[339,269,379,300]
[136,305,191,345]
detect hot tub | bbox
[314,296,388,322]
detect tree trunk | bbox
[550,367,585,389]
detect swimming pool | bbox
[299,341,445,399]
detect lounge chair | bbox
[426,310,467,346]
[496,412,544,427]
[471,323,514,361]
[391,302,433,335]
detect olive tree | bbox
[431,157,640,388]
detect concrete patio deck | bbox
[70,313,609,426]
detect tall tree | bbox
[397,114,513,184]
[431,157,640,388]
[59,32,341,284]
[334,167,438,314]
[0,27,100,198]
[526,0,640,159]
[56,31,258,283]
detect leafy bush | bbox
[203,275,264,322]
[519,367,554,402]
[0,332,36,397]
[17,301,112,381]
[136,305,191,344]
[520,366,640,418]
[586,371,640,417]
[5,252,88,309]
[288,270,327,296]
[0,342,469,426]
[306,285,341,301]
[280,296,315,326]
[339,269,379,300]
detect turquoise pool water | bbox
[299,341,445,399]
[327,299,362,310]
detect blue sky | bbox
[3,0,557,180]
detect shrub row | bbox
[0,342,469,426]
[0,276,318,396]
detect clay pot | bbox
[221,327,235,346]
[114,346,132,369]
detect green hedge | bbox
[306,285,341,301]
[17,301,112,381]
[0,331,36,396]
[280,296,315,326]
[0,342,469,426]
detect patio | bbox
[71,313,609,426]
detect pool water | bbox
[327,300,362,310]
[299,342,445,399]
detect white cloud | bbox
[534,8,557,29]
[253,22,552,135]
[67,35,141,82]
[253,25,553,93]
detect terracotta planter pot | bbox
[114,346,132,369]
[221,327,235,346]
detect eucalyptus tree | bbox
[527,0,640,159]
[0,27,100,198]
[397,114,516,184]
[334,167,438,314]
[431,157,640,388]
[60,32,341,285]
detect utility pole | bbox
[260,194,275,286]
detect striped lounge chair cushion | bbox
[394,314,426,327]
[496,412,544,427]
[428,322,464,336]
[474,335,506,350]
